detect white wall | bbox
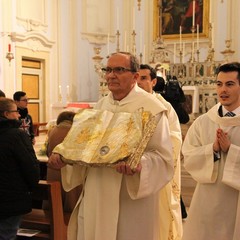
[0,0,239,120]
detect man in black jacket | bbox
[13,91,35,145]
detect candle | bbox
[211,22,214,48]
[227,1,231,39]
[173,43,176,64]
[67,85,69,95]
[179,26,182,51]
[8,44,11,52]
[59,85,62,95]
[124,31,127,51]
[132,7,135,30]
[209,5,212,23]
[183,43,185,62]
[192,0,195,27]
[140,31,143,53]
[143,44,146,63]
[197,24,199,50]
[117,7,119,30]
[107,33,110,55]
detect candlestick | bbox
[211,22,214,48]
[179,26,182,51]
[183,42,185,62]
[197,24,199,50]
[139,53,143,64]
[192,41,195,61]
[192,0,196,27]
[8,44,11,52]
[116,30,120,52]
[131,30,136,55]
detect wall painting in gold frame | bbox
[153,0,210,40]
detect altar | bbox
[50,102,97,119]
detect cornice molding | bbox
[10,32,55,48]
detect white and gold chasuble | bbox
[59,85,174,240]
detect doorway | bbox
[21,58,44,123]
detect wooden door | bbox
[22,59,43,123]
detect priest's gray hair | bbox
[110,52,140,73]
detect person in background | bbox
[182,62,240,240]
[0,90,5,98]
[163,75,190,124]
[0,98,40,240]
[13,91,35,145]
[137,64,183,240]
[48,52,174,240]
[46,111,82,213]
[153,76,165,95]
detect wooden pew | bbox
[18,180,70,240]
[33,122,48,136]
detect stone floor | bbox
[180,121,196,208]
[181,163,196,208]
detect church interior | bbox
[1,0,239,122]
[0,0,239,238]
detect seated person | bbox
[46,111,82,213]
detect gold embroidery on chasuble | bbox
[53,109,158,169]
[172,180,180,201]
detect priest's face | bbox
[216,71,240,111]
[105,53,139,101]
[137,69,157,94]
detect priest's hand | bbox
[213,128,221,152]
[115,162,142,175]
[48,153,66,169]
[217,128,231,153]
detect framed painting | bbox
[153,0,210,40]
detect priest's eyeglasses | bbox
[101,67,133,75]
